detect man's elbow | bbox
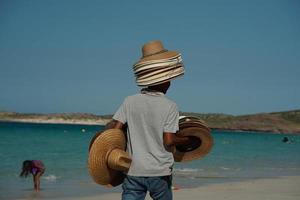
[163,133,175,147]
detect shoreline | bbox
[0,119,110,126]
[17,176,299,200]
[1,119,299,135]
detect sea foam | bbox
[43,174,59,181]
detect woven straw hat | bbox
[173,116,214,162]
[133,40,184,86]
[134,40,180,65]
[88,129,131,187]
[136,66,184,86]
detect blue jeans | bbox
[122,175,173,200]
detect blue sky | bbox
[0,0,299,115]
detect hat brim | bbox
[133,54,182,70]
[134,51,180,66]
[179,116,211,132]
[136,66,184,86]
[179,116,208,125]
[179,122,211,133]
[173,118,213,162]
[134,62,182,75]
[136,65,182,80]
[88,129,127,186]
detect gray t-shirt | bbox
[113,92,179,176]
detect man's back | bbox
[113,92,179,176]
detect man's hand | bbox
[175,136,201,152]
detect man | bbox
[112,40,191,200]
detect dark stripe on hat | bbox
[142,49,168,58]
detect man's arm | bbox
[163,132,190,147]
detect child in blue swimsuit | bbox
[20,160,45,191]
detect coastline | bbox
[1,110,300,134]
[0,118,110,126]
[1,119,299,135]
[16,176,300,200]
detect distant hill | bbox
[0,110,299,134]
[180,110,300,134]
[0,112,111,125]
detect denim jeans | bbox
[122,175,173,200]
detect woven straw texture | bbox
[88,129,130,187]
[173,116,214,162]
[132,41,184,86]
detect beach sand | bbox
[18,176,299,200]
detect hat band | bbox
[143,49,168,58]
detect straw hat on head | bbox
[173,116,213,162]
[135,40,180,65]
[133,40,185,87]
[88,129,131,187]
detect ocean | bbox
[0,121,299,200]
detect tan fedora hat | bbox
[88,129,131,187]
[173,116,213,162]
[134,57,183,75]
[133,54,182,71]
[136,66,184,86]
[132,41,184,87]
[134,40,180,66]
[179,116,211,132]
[135,66,177,79]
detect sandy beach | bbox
[18,176,299,200]
[3,122,299,200]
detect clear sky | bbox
[0,0,299,115]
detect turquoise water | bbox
[0,122,300,199]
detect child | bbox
[20,160,45,191]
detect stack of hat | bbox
[88,129,131,187]
[173,116,214,162]
[133,40,185,86]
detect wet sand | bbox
[18,176,299,200]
